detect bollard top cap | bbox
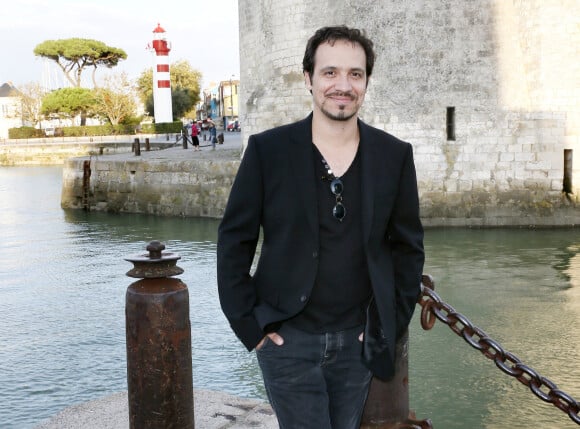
[146,240,165,259]
[124,240,184,278]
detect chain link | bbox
[418,275,580,426]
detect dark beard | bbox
[321,104,357,122]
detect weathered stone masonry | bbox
[238,0,580,226]
[61,155,240,218]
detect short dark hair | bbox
[302,25,376,82]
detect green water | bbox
[0,166,578,428]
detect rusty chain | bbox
[418,275,580,426]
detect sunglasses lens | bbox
[330,178,343,195]
[333,202,346,221]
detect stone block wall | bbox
[238,0,580,226]
[61,157,240,218]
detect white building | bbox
[0,82,22,140]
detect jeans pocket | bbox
[256,335,272,352]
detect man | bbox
[217,25,424,429]
[208,116,218,146]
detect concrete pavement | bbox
[35,389,277,429]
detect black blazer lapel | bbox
[287,115,319,239]
[359,120,375,244]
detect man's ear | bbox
[304,72,312,89]
[304,72,313,94]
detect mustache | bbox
[326,91,355,99]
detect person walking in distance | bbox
[217,25,424,429]
[190,121,200,151]
[206,116,217,149]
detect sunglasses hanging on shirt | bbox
[321,158,346,222]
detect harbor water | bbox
[0,166,579,429]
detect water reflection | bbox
[564,246,580,307]
[412,228,580,429]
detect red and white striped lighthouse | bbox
[149,23,173,123]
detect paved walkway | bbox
[145,130,243,161]
[35,389,277,429]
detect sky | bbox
[0,0,240,90]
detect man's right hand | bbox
[256,332,284,350]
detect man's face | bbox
[305,40,368,122]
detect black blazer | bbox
[217,114,424,380]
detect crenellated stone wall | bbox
[238,0,580,226]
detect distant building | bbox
[0,82,22,140]
[219,79,239,128]
[200,83,220,122]
[197,80,239,129]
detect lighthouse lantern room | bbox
[149,23,173,123]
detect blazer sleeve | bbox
[388,143,425,338]
[217,138,265,351]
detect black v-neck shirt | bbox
[287,144,372,333]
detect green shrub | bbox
[61,125,133,137]
[8,127,44,139]
[140,121,182,134]
[7,121,182,139]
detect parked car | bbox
[44,127,55,137]
[227,120,240,132]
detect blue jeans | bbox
[256,323,372,429]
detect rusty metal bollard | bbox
[124,241,194,429]
[134,138,141,156]
[360,332,410,428]
[82,160,91,212]
[145,137,151,151]
[361,332,432,428]
[360,280,433,429]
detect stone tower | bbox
[238,0,580,226]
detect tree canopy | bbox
[34,38,127,88]
[93,72,138,126]
[41,87,96,124]
[136,60,202,120]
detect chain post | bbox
[360,276,434,429]
[124,241,194,429]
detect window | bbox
[563,149,573,194]
[446,107,456,141]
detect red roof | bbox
[153,23,166,33]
